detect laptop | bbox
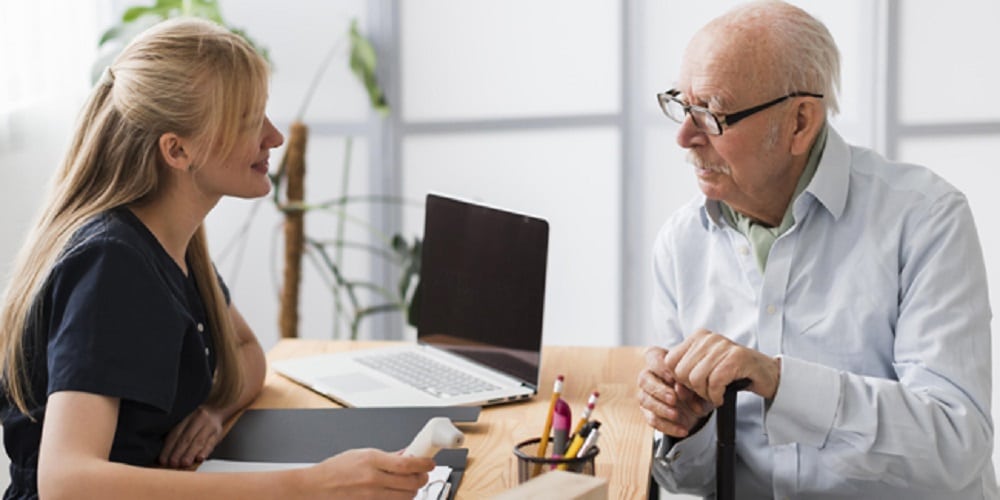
[272,193,549,407]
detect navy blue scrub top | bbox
[0,207,229,499]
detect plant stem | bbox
[295,38,347,120]
[332,137,353,338]
[215,198,265,288]
[308,239,365,337]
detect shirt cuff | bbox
[662,410,717,463]
[765,355,842,447]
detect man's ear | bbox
[789,99,825,156]
[158,132,193,172]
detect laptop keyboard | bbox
[355,351,500,398]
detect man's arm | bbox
[770,192,992,491]
[640,227,721,496]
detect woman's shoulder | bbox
[45,208,186,314]
[55,208,162,276]
[69,206,154,249]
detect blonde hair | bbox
[0,18,270,415]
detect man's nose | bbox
[676,114,706,149]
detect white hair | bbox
[722,1,841,116]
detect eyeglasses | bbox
[656,89,824,136]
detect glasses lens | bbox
[690,108,722,135]
[667,99,687,123]
[664,98,686,123]
[658,93,723,135]
[656,94,669,117]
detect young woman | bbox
[0,18,433,499]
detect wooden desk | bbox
[249,339,653,499]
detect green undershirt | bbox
[721,125,828,272]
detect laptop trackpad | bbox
[317,373,388,393]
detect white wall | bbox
[396,0,625,347]
[0,0,105,290]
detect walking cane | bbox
[717,378,751,500]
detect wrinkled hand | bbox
[638,346,713,438]
[159,405,226,469]
[664,329,781,407]
[305,448,435,499]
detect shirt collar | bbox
[698,124,851,231]
[803,125,850,220]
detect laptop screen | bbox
[416,194,549,388]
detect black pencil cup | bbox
[512,437,599,484]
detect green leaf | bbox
[152,0,183,13]
[122,0,182,22]
[348,19,389,115]
[407,280,422,328]
[396,237,421,300]
[103,1,270,66]
[98,25,123,47]
[391,234,407,255]
[122,6,155,22]
[187,0,224,23]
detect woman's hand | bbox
[156,307,263,470]
[158,405,226,468]
[301,448,435,499]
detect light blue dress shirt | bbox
[651,127,997,499]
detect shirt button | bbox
[205,347,210,356]
[197,323,205,333]
[766,305,777,315]
[739,246,749,255]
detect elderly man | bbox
[637,1,997,498]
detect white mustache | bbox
[687,151,731,175]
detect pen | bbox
[575,427,600,458]
[551,398,571,457]
[558,421,601,471]
[571,391,600,438]
[534,375,565,473]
